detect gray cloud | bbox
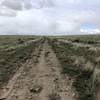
[24,0,32,9]
[0,6,16,16]
[1,0,23,10]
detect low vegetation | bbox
[0,36,40,88]
[49,38,100,100]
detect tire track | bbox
[26,41,76,100]
[45,41,76,100]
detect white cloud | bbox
[0,0,100,35]
[80,28,100,34]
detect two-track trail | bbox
[0,40,76,100]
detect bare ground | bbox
[0,41,76,100]
[96,86,100,100]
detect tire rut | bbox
[44,42,76,100]
[25,41,76,100]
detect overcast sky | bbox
[0,0,100,35]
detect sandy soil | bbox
[0,41,76,100]
[96,86,100,100]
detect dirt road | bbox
[0,41,76,100]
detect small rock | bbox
[30,85,42,94]
[72,93,75,97]
[45,51,50,57]
[54,78,59,82]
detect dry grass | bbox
[49,37,100,100]
[0,36,40,88]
